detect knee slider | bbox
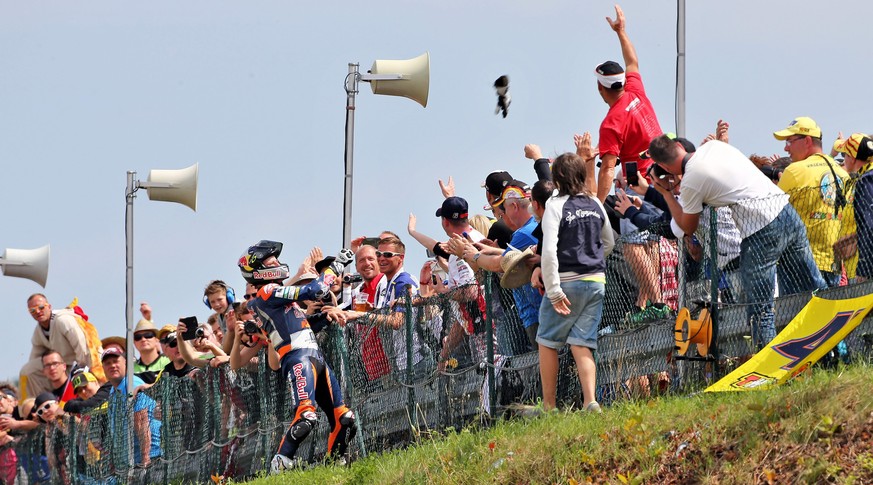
[339,410,356,429]
[290,410,318,441]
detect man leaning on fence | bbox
[646,135,827,349]
[238,240,357,472]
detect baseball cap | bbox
[315,256,335,274]
[489,181,530,208]
[482,171,514,198]
[595,60,624,75]
[833,133,873,162]
[435,197,469,220]
[773,117,822,140]
[101,346,125,362]
[594,61,625,89]
[34,392,56,411]
[71,372,97,390]
[157,324,176,341]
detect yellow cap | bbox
[157,324,177,340]
[834,133,873,161]
[773,117,821,140]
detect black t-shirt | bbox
[487,219,514,249]
[51,379,73,401]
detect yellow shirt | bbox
[778,154,849,274]
[838,177,859,279]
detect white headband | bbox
[596,71,625,89]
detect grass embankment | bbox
[248,363,873,484]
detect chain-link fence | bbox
[10,182,873,484]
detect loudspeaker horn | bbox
[1,245,50,287]
[674,306,712,357]
[369,52,430,108]
[145,163,198,211]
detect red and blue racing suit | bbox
[248,275,355,460]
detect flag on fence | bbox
[705,294,873,392]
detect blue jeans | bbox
[820,270,842,288]
[537,280,604,350]
[742,204,826,348]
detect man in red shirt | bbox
[595,4,662,202]
[595,5,670,325]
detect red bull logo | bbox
[293,363,309,400]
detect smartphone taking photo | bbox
[625,161,639,186]
[180,316,199,340]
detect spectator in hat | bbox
[62,370,110,415]
[33,392,61,424]
[480,171,518,249]
[774,117,849,287]
[19,294,91,401]
[101,336,126,354]
[646,135,826,348]
[132,319,170,384]
[103,346,161,466]
[430,196,503,367]
[463,181,543,349]
[0,386,38,434]
[594,5,663,202]
[834,133,873,281]
[593,6,667,324]
[158,326,198,378]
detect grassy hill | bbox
[243,362,873,484]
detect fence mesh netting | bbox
[9,184,873,484]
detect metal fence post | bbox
[709,206,720,375]
[484,276,496,417]
[405,293,417,433]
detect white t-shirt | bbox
[447,228,485,289]
[679,140,788,238]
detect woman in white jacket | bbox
[537,151,614,412]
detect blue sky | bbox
[1,0,871,380]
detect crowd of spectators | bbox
[1,4,871,482]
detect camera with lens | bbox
[194,327,206,339]
[243,320,260,336]
[343,273,363,284]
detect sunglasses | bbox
[376,251,403,259]
[28,305,47,315]
[161,339,178,348]
[36,400,56,418]
[244,293,257,301]
[134,332,156,341]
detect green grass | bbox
[241,362,873,484]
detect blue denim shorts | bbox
[537,279,605,350]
